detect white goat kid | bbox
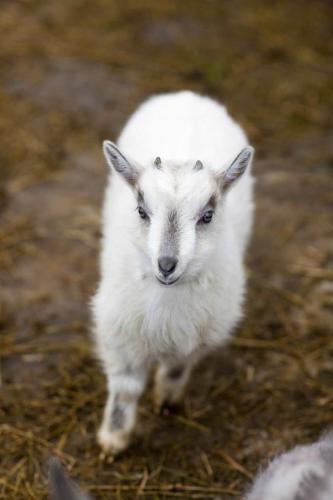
[92,91,254,454]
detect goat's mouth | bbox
[156,276,180,286]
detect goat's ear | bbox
[103,140,140,186]
[220,146,254,191]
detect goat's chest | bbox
[135,279,240,357]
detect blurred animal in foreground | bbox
[245,432,333,500]
[92,90,254,454]
[48,459,92,500]
[49,433,333,500]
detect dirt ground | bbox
[1,1,333,499]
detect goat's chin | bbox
[154,269,201,287]
[156,276,180,286]
[154,263,206,287]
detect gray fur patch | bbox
[193,160,203,171]
[136,189,150,216]
[295,471,329,500]
[207,194,217,210]
[320,443,333,466]
[137,189,144,204]
[197,194,217,223]
[154,156,162,168]
[111,404,125,430]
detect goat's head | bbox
[103,141,254,285]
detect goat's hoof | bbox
[97,427,129,456]
[158,400,183,416]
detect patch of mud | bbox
[6,58,137,132]
[142,17,205,45]
[0,149,103,344]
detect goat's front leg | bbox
[97,362,148,455]
[154,349,206,414]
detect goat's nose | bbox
[158,256,178,277]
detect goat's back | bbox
[118,90,248,168]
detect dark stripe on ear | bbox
[103,140,139,186]
[222,146,254,190]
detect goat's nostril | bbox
[158,256,178,276]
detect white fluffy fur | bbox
[246,433,333,500]
[92,91,254,453]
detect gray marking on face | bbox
[197,193,217,224]
[159,209,179,258]
[137,189,144,204]
[136,189,151,219]
[167,366,184,380]
[207,194,217,209]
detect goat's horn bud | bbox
[194,160,203,171]
[154,157,162,169]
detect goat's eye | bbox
[137,206,148,220]
[199,210,214,224]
